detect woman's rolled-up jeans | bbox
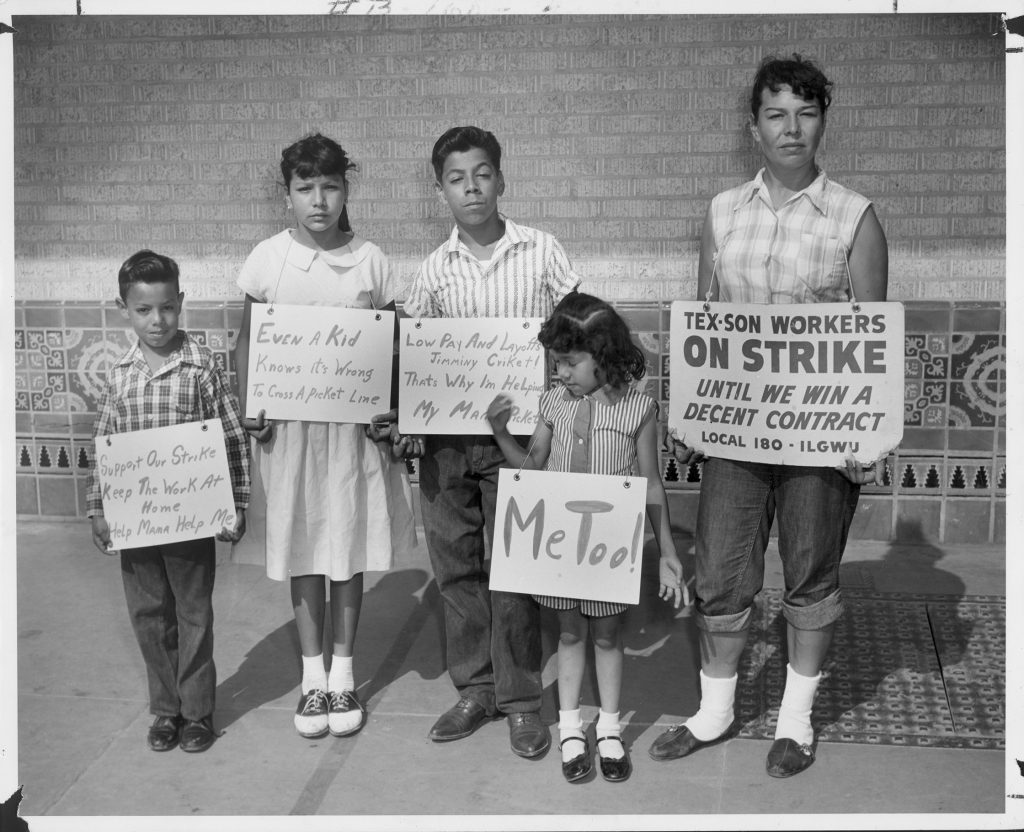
[694,457,861,633]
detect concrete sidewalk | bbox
[11,519,1014,828]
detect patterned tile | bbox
[13,299,1009,541]
[736,589,1004,749]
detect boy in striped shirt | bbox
[404,126,580,759]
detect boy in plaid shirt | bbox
[87,250,250,753]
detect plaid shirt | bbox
[403,217,581,319]
[708,169,872,305]
[86,331,250,516]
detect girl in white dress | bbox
[234,134,416,739]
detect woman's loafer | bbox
[765,738,815,778]
[560,736,592,783]
[597,735,632,782]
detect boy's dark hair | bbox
[431,126,502,180]
[539,292,647,389]
[750,53,832,120]
[280,132,357,232]
[117,249,180,301]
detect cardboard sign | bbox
[398,317,545,435]
[95,419,237,550]
[489,469,647,605]
[246,303,394,423]
[668,301,905,465]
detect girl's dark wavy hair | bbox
[279,132,357,233]
[538,291,647,388]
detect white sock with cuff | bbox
[301,654,327,694]
[558,708,585,763]
[328,654,355,693]
[596,710,624,759]
[773,663,820,747]
[683,670,737,742]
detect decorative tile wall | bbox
[15,300,1005,543]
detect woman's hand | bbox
[242,410,273,443]
[664,427,705,466]
[836,455,887,486]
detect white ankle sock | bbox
[684,670,737,742]
[558,708,585,763]
[596,710,624,760]
[327,654,355,692]
[773,664,820,746]
[301,654,327,694]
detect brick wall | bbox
[13,13,1006,303]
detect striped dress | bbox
[533,384,657,617]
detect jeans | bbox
[120,537,216,721]
[695,457,860,633]
[419,434,543,715]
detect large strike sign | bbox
[398,317,545,435]
[668,301,904,465]
[95,419,237,550]
[489,469,647,605]
[246,303,395,423]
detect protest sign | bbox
[398,317,545,435]
[95,419,237,550]
[489,468,647,605]
[668,301,904,466]
[246,303,394,423]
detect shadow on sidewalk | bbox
[214,567,446,730]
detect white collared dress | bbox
[236,230,416,582]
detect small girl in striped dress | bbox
[486,291,686,784]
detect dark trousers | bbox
[120,537,216,722]
[419,434,543,715]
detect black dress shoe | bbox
[560,736,592,783]
[147,715,183,752]
[180,716,217,753]
[508,712,550,758]
[429,698,491,742]
[765,738,815,778]
[648,723,731,761]
[597,736,632,782]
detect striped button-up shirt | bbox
[708,169,872,305]
[86,331,250,516]
[403,217,581,319]
[540,385,657,476]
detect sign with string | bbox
[245,303,395,423]
[94,419,237,550]
[488,468,648,605]
[668,300,905,466]
[398,317,545,435]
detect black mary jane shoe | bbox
[597,735,632,782]
[147,715,183,752]
[765,737,815,778]
[560,736,592,783]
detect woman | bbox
[649,54,888,778]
